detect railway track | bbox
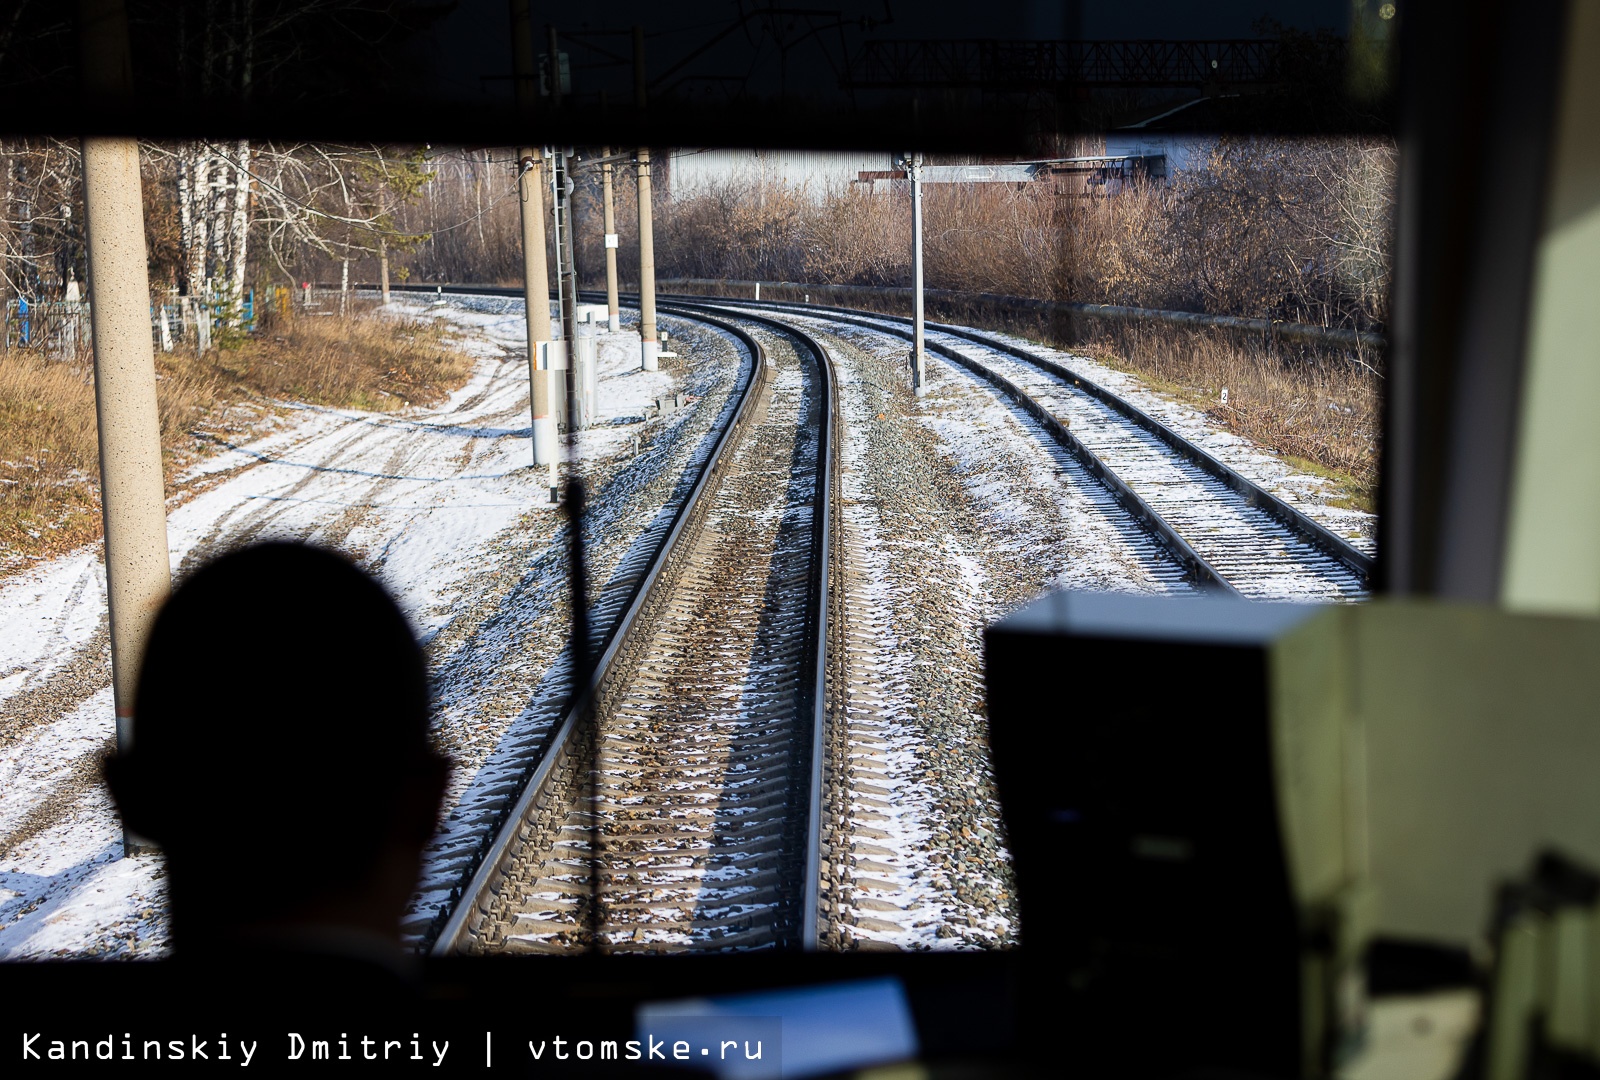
[431,307,834,955]
[394,282,1367,955]
[664,295,1371,601]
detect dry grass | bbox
[208,306,473,412]
[0,305,473,577]
[1078,324,1379,510]
[652,139,1393,497]
[0,357,103,569]
[651,139,1396,336]
[682,278,1379,508]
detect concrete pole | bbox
[83,138,172,856]
[511,0,556,491]
[636,148,659,371]
[909,153,927,397]
[602,148,621,332]
[520,151,558,483]
[79,0,172,856]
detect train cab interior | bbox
[5,1,1600,1077]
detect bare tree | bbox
[0,140,83,304]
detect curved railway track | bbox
[430,307,835,955]
[663,295,1371,602]
[384,281,1371,955]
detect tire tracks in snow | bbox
[0,353,530,862]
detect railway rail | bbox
[385,280,1369,955]
[428,305,835,955]
[662,294,1371,602]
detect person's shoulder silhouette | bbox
[105,541,448,1012]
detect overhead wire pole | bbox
[636,148,659,371]
[511,0,558,496]
[79,0,172,855]
[907,152,928,396]
[525,150,558,497]
[601,148,621,332]
[633,26,659,371]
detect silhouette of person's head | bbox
[105,542,447,960]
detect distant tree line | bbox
[641,137,1395,334]
[0,137,1393,339]
[0,140,429,326]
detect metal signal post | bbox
[904,152,928,396]
[552,148,578,345]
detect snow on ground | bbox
[0,292,1375,961]
[908,348,1191,597]
[966,325,1378,549]
[0,684,165,958]
[0,553,109,706]
[0,296,678,959]
[398,310,746,942]
[716,300,1374,552]
[813,323,1187,953]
